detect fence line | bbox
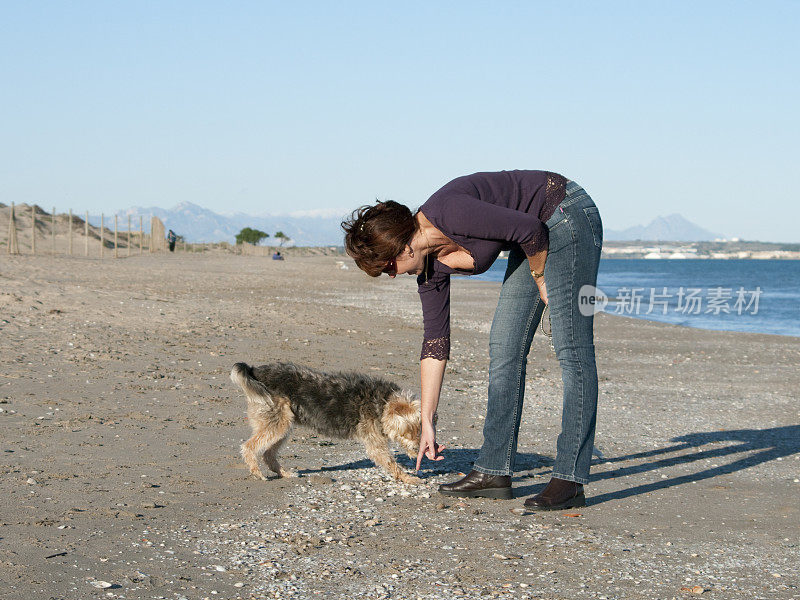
[3,205,273,258]
[1,205,174,258]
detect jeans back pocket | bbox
[583,206,603,249]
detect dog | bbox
[230,361,423,484]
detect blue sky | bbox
[1,2,798,242]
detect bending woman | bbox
[342,170,602,510]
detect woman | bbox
[342,170,602,510]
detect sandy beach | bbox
[0,252,798,600]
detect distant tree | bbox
[235,227,269,245]
[274,231,290,247]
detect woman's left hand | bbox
[535,277,548,305]
[528,249,548,304]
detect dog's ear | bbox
[394,389,419,409]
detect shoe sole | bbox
[439,487,513,500]
[523,492,586,511]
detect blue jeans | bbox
[473,181,603,484]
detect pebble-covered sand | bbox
[1,252,798,599]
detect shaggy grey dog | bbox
[231,362,423,484]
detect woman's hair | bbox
[341,200,417,277]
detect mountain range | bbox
[115,203,725,245]
[116,203,347,246]
[604,214,724,242]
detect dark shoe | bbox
[523,477,586,511]
[439,470,513,499]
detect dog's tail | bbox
[230,362,273,406]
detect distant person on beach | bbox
[272,251,284,260]
[342,171,603,510]
[167,229,177,252]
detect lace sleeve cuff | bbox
[420,336,450,361]
[519,227,549,257]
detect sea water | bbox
[469,258,800,337]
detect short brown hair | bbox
[341,200,417,277]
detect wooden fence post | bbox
[139,216,143,254]
[84,211,89,256]
[51,206,56,255]
[127,215,131,257]
[7,202,19,254]
[114,215,118,258]
[100,214,104,258]
[31,205,36,255]
[68,209,73,256]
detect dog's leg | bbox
[241,402,295,480]
[241,433,270,481]
[358,421,423,485]
[262,433,297,478]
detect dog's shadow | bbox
[298,448,552,484]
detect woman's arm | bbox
[430,193,550,256]
[420,356,446,422]
[416,356,447,471]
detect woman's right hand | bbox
[416,421,445,472]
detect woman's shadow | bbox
[520,424,799,505]
[299,425,798,506]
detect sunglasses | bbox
[382,257,397,276]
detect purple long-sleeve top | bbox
[416,170,567,361]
